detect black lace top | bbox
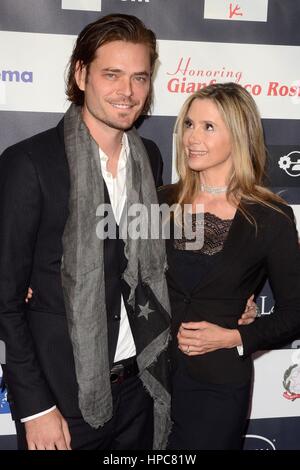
[173,212,232,255]
[168,212,233,292]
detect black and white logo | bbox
[244,434,276,450]
[278,151,300,177]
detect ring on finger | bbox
[255,304,262,318]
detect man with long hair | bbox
[0,14,171,450]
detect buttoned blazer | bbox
[159,185,300,384]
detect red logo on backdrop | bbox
[229,3,243,18]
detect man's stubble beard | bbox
[90,106,140,132]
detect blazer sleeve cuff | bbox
[21,406,57,423]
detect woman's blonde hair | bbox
[173,82,287,224]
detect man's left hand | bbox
[238,294,258,325]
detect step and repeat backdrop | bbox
[0,0,300,450]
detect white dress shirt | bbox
[99,133,136,363]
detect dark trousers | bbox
[16,376,154,450]
[168,367,251,450]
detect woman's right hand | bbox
[178,321,242,356]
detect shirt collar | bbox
[99,133,129,169]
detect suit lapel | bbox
[166,208,254,296]
[190,208,253,294]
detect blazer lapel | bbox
[190,209,253,294]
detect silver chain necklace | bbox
[200,183,228,194]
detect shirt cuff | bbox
[20,405,57,423]
[236,344,244,356]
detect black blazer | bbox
[0,119,163,420]
[159,186,300,384]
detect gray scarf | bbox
[61,104,171,449]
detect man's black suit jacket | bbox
[0,119,163,420]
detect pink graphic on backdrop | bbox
[229,4,243,18]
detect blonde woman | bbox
[159,82,300,450]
